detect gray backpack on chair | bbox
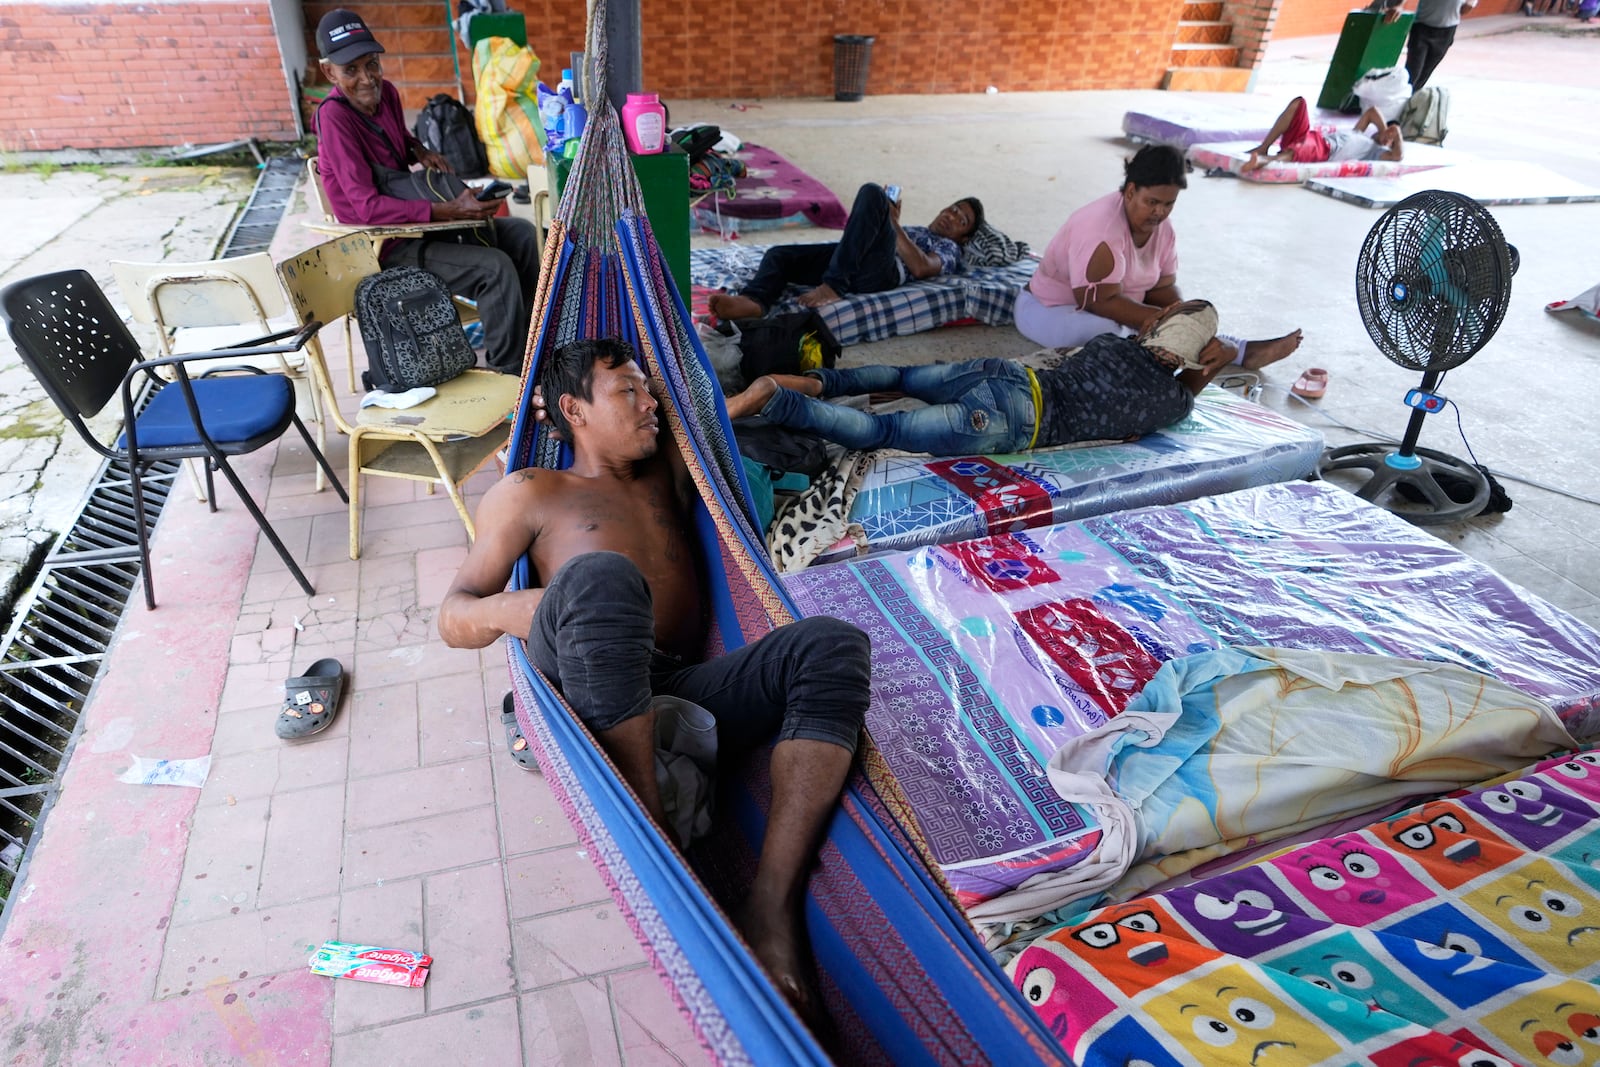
[1398,87,1450,146]
[353,266,476,392]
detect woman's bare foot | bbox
[724,374,822,420]
[1242,329,1303,370]
[708,292,765,321]
[796,283,841,308]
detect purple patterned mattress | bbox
[1122,105,1276,148]
[699,143,847,227]
[783,481,1600,921]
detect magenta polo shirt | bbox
[314,82,432,227]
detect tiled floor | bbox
[198,335,708,1063]
[3,15,1599,1064]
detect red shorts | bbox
[1276,97,1332,163]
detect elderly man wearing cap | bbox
[314,8,540,376]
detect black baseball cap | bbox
[317,9,385,65]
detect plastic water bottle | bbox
[557,69,583,142]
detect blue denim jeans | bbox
[759,357,1037,456]
[527,552,868,756]
[737,184,902,310]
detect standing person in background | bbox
[1374,0,1478,90]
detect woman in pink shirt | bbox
[1016,146,1301,370]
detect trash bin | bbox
[832,35,875,102]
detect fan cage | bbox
[1354,190,1513,375]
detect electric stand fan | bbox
[1320,189,1517,525]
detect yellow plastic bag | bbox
[472,37,545,179]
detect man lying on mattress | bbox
[438,337,870,1030]
[722,300,1233,456]
[1242,95,1404,173]
[707,182,982,316]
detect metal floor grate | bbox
[220,157,300,258]
[0,158,296,918]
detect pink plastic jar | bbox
[621,92,667,154]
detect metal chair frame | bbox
[276,233,519,559]
[1,269,347,609]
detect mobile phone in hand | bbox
[884,184,901,203]
[476,180,513,202]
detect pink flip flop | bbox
[1291,367,1329,400]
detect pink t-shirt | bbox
[1029,190,1179,308]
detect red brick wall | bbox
[1275,0,1520,39]
[302,0,1190,111]
[303,0,469,107]
[0,1,297,152]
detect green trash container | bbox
[1317,9,1414,113]
[549,144,691,301]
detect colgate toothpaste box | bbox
[309,940,432,987]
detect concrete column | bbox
[605,0,643,115]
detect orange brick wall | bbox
[0,1,297,152]
[302,0,1192,110]
[1229,0,1285,70]
[1275,0,1520,39]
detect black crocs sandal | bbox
[501,692,541,772]
[275,658,346,740]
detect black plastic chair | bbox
[0,269,348,609]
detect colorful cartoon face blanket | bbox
[1009,745,1600,1067]
[782,483,1600,924]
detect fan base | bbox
[1318,443,1490,525]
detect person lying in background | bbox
[707,183,982,316]
[1243,96,1405,172]
[723,301,1233,457]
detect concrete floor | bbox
[1,15,1599,1065]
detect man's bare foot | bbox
[725,375,778,420]
[796,283,841,308]
[1241,150,1269,173]
[737,899,833,1042]
[1242,329,1304,370]
[708,292,765,321]
[767,373,823,397]
[725,374,823,420]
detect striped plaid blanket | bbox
[690,244,1037,347]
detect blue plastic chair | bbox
[0,269,347,609]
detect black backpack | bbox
[354,267,477,392]
[735,309,841,383]
[413,94,489,179]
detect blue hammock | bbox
[499,20,1068,1064]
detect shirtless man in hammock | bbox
[438,338,869,1030]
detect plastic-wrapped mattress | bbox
[783,481,1600,921]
